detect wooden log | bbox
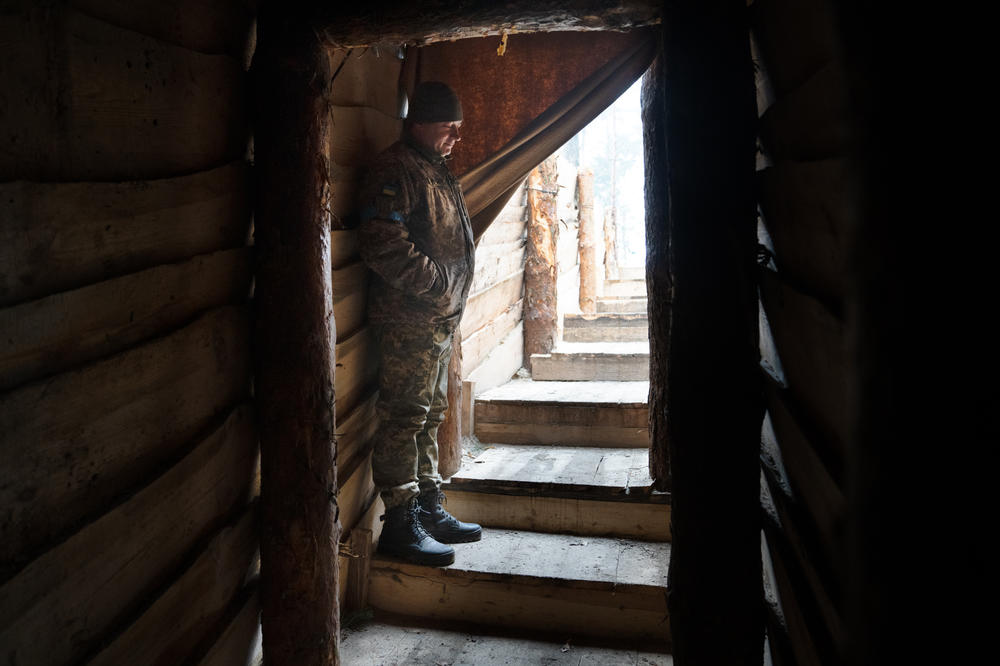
[335,391,379,482]
[333,326,378,420]
[68,0,255,57]
[87,504,259,666]
[437,328,464,479]
[336,453,375,537]
[195,587,262,666]
[650,3,764,663]
[328,105,402,168]
[757,159,850,308]
[252,14,340,664]
[0,305,251,577]
[461,298,523,375]
[759,62,849,162]
[0,6,246,182]
[577,168,598,313]
[331,260,371,341]
[0,247,252,392]
[603,208,620,280]
[0,161,250,308]
[0,404,257,666]
[523,157,560,369]
[759,268,847,461]
[327,47,404,118]
[469,239,526,293]
[459,269,524,339]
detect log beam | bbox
[577,168,598,314]
[523,157,560,369]
[252,10,340,666]
[645,2,763,663]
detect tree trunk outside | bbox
[577,168,598,314]
[523,156,560,370]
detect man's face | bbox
[411,120,462,157]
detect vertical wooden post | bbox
[437,328,463,479]
[252,10,340,666]
[603,208,620,282]
[645,2,763,663]
[523,156,560,369]
[577,168,598,314]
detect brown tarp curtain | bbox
[414,29,657,241]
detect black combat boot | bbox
[378,498,455,566]
[417,489,482,544]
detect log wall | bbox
[460,181,528,393]
[0,2,258,665]
[324,46,404,615]
[752,0,849,663]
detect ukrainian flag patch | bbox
[381,185,397,197]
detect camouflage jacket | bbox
[357,135,475,329]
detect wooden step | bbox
[368,529,671,646]
[563,312,648,342]
[531,340,649,381]
[602,278,647,299]
[597,296,648,313]
[341,615,672,664]
[443,444,670,541]
[474,379,648,447]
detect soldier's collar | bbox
[403,132,449,166]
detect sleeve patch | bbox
[381,185,398,197]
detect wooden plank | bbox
[0,7,246,182]
[196,588,262,666]
[470,239,526,294]
[335,390,378,482]
[460,270,524,339]
[330,229,361,270]
[763,383,845,559]
[0,404,257,666]
[757,159,850,306]
[465,321,524,395]
[461,298,523,375]
[327,47,404,118]
[337,452,376,537]
[0,306,251,576]
[750,0,839,96]
[331,259,370,339]
[0,248,252,392]
[759,63,849,162]
[368,529,670,645]
[443,489,670,541]
[88,505,259,666]
[0,161,250,308]
[759,269,847,458]
[328,105,402,168]
[334,326,378,420]
[479,214,527,245]
[68,0,254,57]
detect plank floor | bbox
[476,379,648,406]
[341,616,673,665]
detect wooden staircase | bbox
[353,274,671,658]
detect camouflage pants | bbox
[372,322,453,510]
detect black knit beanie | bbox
[407,81,463,123]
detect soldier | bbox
[357,81,482,566]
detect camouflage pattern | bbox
[371,322,452,509]
[357,133,474,510]
[357,135,475,330]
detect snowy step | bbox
[531,340,648,381]
[474,379,648,448]
[596,296,648,313]
[444,444,670,541]
[602,278,647,299]
[368,528,671,646]
[563,312,648,342]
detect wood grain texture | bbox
[0,162,251,308]
[459,269,524,339]
[0,404,257,666]
[331,259,371,339]
[750,0,838,96]
[0,248,252,392]
[196,588,262,666]
[461,298,523,375]
[88,505,259,666]
[327,47,404,119]
[328,104,402,168]
[0,6,246,181]
[757,159,850,308]
[759,63,849,162]
[759,269,847,458]
[334,326,378,420]
[523,159,560,368]
[0,306,251,577]
[68,0,254,57]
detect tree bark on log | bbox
[577,168,598,314]
[645,2,764,663]
[523,157,560,370]
[252,11,340,666]
[437,328,463,479]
